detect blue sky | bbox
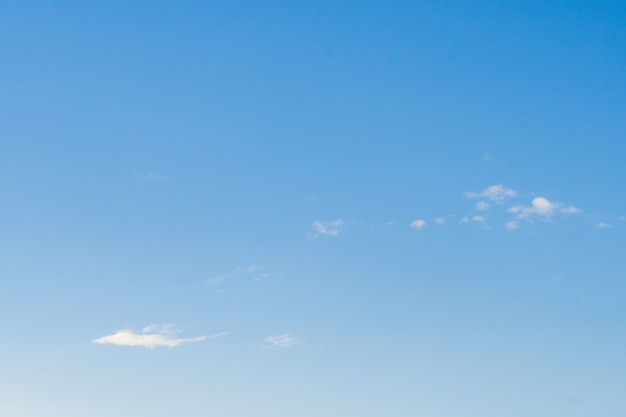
[2,1,626,415]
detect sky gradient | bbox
[1,1,626,416]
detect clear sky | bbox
[2,1,626,416]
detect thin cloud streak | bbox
[93,324,227,348]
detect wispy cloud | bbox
[264,334,300,349]
[205,276,225,286]
[461,216,486,224]
[561,206,583,214]
[475,201,490,211]
[596,222,612,229]
[311,220,344,237]
[505,220,519,231]
[92,324,227,348]
[410,219,426,230]
[146,173,166,181]
[204,264,267,287]
[434,217,446,225]
[464,184,517,202]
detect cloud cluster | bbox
[404,184,590,232]
[315,184,605,236]
[462,185,587,230]
[508,197,581,221]
[92,324,227,349]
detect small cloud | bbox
[92,324,227,349]
[475,201,490,211]
[472,215,486,223]
[505,220,519,231]
[146,173,166,181]
[596,222,612,229]
[410,219,426,230]
[252,271,272,282]
[133,172,168,182]
[265,334,300,349]
[618,216,626,221]
[205,276,225,286]
[311,220,344,237]
[464,185,517,202]
[508,197,560,220]
[561,206,583,215]
[434,217,446,225]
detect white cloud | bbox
[264,334,300,349]
[472,215,486,223]
[508,197,560,220]
[311,220,344,237]
[475,201,490,211]
[506,197,584,228]
[464,185,517,202]
[434,217,446,225]
[410,219,426,230]
[93,324,227,348]
[505,220,519,231]
[596,222,612,229]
